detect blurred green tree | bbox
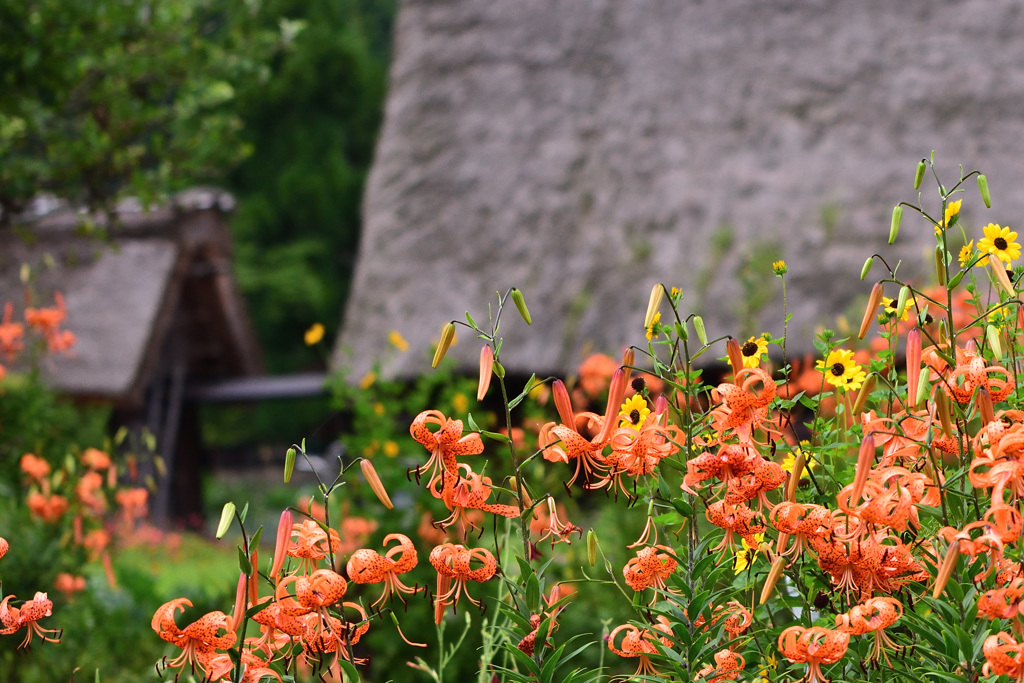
[0,0,279,220]
[227,0,395,372]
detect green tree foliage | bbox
[228,0,395,372]
[0,0,279,219]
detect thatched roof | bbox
[337,0,1024,380]
[1,189,261,408]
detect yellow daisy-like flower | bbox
[757,653,778,683]
[772,260,788,276]
[978,223,1022,263]
[383,440,400,458]
[733,533,766,575]
[877,296,910,323]
[304,322,325,346]
[815,348,866,392]
[934,199,962,233]
[646,311,661,341]
[670,286,683,299]
[452,393,469,414]
[739,335,769,368]
[388,330,410,352]
[618,395,651,429]
[780,441,818,474]
[958,240,975,268]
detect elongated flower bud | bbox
[906,328,922,408]
[587,529,598,567]
[858,283,884,339]
[216,502,236,539]
[935,245,946,286]
[889,206,902,244]
[693,316,708,346]
[896,285,911,320]
[644,284,664,330]
[552,379,576,427]
[726,338,743,379]
[271,509,294,579]
[936,390,954,439]
[990,255,1015,297]
[987,324,1003,360]
[850,433,876,505]
[361,459,393,510]
[760,556,788,605]
[432,322,456,368]
[785,452,806,503]
[978,174,991,208]
[510,288,532,325]
[248,549,259,605]
[852,373,876,419]
[860,257,874,281]
[229,572,248,633]
[510,476,531,508]
[914,160,926,190]
[596,369,627,443]
[284,447,296,484]
[978,387,995,426]
[621,347,635,370]
[477,345,494,401]
[654,395,668,418]
[932,541,961,599]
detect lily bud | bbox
[248,549,259,605]
[621,347,635,371]
[432,322,456,368]
[860,256,874,281]
[229,572,248,633]
[978,387,995,426]
[932,541,961,599]
[889,205,902,244]
[726,338,743,380]
[785,452,806,503]
[935,245,946,286]
[510,288,532,325]
[760,556,788,605]
[361,459,394,510]
[587,529,598,567]
[643,284,664,330]
[216,502,236,539]
[552,379,576,427]
[284,447,296,484]
[987,324,1003,360]
[596,369,627,443]
[653,395,669,419]
[477,345,494,401]
[851,373,876,419]
[851,433,876,505]
[990,255,1016,297]
[914,159,926,190]
[906,328,922,408]
[271,509,294,579]
[858,282,885,340]
[895,285,911,321]
[936,390,954,439]
[693,316,708,346]
[978,173,991,208]
[510,476,531,508]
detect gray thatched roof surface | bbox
[337,0,1024,380]
[1,189,260,406]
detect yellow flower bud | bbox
[643,284,664,331]
[216,502,236,539]
[987,324,1003,360]
[432,322,456,368]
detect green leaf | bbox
[339,660,361,683]
[467,412,481,431]
[248,526,263,554]
[237,547,253,576]
[466,311,478,328]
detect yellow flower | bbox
[740,335,769,368]
[618,395,651,429]
[733,533,765,575]
[934,199,962,233]
[757,652,778,682]
[358,371,377,390]
[669,286,683,299]
[373,402,386,416]
[304,323,325,346]
[383,440,400,458]
[645,311,661,341]
[780,441,817,474]
[959,240,975,268]
[878,296,910,323]
[772,260,788,276]
[452,393,469,414]
[978,223,1022,263]
[388,330,410,352]
[815,348,866,392]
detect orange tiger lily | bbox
[607,616,674,679]
[427,464,518,532]
[983,631,1024,681]
[151,598,236,677]
[409,410,484,489]
[834,597,902,664]
[778,626,849,683]
[429,543,496,623]
[622,545,677,594]
[346,533,420,607]
[0,592,61,650]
